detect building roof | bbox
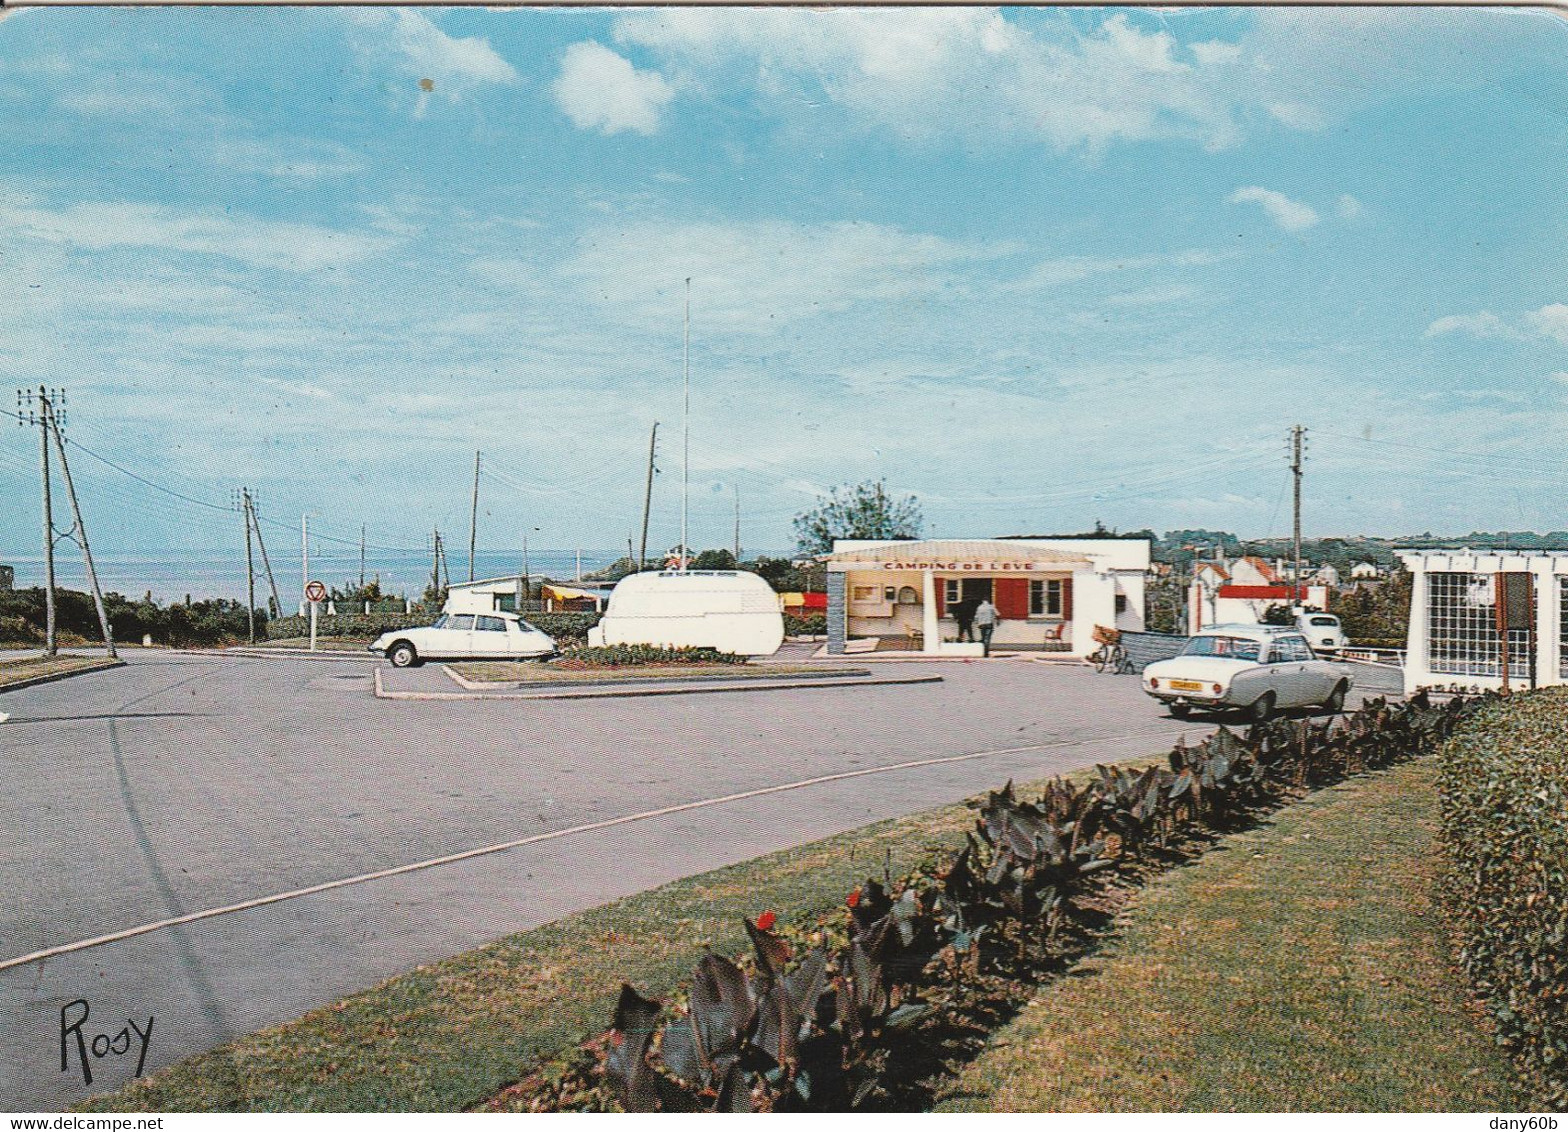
[824,539,1091,566]
[1238,555,1282,584]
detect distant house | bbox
[1351,561,1381,580]
[1315,564,1342,588]
[1188,554,1328,630]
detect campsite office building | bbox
[1398,548,1568,694]
[822,537,1150,658]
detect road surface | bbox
[0,650,1395,1108]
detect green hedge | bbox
[783,613,826,636]
[1439,689,1568,1107]
[267,610,602,642]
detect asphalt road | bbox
[0,651,1398,1109]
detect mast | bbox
[681,277,690,571]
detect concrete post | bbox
[1403,563,1430,695]
[826,571,846,655]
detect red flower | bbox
[846,890,860,908]
[756,911,777,932]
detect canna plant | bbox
[595,691,1484,1113]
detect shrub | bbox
[591,693,1479,1112]
[553,644,744,669]
[265,610,603,643]
[783,613,826,637]
[1439,689,1568,1107]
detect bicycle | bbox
[1089,625,1133,675]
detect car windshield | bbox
[431,614,449,629]
[1181,635,1261,661]
[1310,616,1338,627]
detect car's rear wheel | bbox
[1322,681,1348,715]
[389,641,419,668]
[1247,691,1276,723]
[1169,703,1192,719]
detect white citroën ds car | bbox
[1142,624,1352,721]
[370,611,557,668]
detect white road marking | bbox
[0,723,1185,973]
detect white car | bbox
[1296,611,1349,653]
[1143,624,1352,721]
[370,611,557,668]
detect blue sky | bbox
[2,6,1567,568]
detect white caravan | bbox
[588,570,785,657]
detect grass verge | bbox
[80,774,1051,1112]
[936,756,1529,1112]
[0,654,122,690]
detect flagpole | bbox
[681,276,690,572]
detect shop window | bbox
[1115,594,1129,615]
[944,579,960,606]
[852,585,878,602]
[897,586,919,604]
[1029,579,1063,617]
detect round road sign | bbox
[304,580,328,603]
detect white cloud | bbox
[0,192,395,273]
[212,138,364,180]
[1424,305,1568,344]
[1227,186,1319,232]
[1335,194,1364,220]
[1526,303,1568,345]
[349,11,516,110]
[1010,248,1226,290]
[552,41,674,136]
[608,10,1255,153]
[1425,311,1516,339]
[559,218,1004,331]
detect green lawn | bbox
[936,756,1528,1112]
[79,780,1010,1112]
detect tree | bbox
[793,480,923,555]
[692,549,738,571]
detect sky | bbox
[2,5,1568,572]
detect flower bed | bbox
[551,644,745,670]
[1439,688,1568,1108]
[572,693,1480,1112]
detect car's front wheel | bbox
[1247,691,1276,723]
[1322,681,1348,715]
[388,641,419,668]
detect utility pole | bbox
[733,486,741,563]
[359,525,366,592]
[40,392,116,657]
[1290,425,1307,610]
[17,387,60,655]
[248,494,282,619]
[431,527,441,598]
[639,421,658,573]
[239,489,256,643]
[681,277,690,571]
[468,449,480,582]
[301,514,310,615]
[575,548,582,583]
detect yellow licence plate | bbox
[1169,679,1205,692]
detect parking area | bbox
[0,651,1397,1107]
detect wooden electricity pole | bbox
[733,486,741,564]
[247,493,282,619]
[1290,424,1306,609]
[36,389,57,655]
[468,449,480,582]
[241,489,256,643]
[639,421,658,572]
[39,390,116,657]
